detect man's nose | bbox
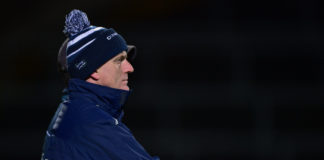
[122,60,134,73]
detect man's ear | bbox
[89,71,100,80]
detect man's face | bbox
[95,51,134,90]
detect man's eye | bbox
[116,56,126,63]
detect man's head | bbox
[62,9,136,91]
[57,39,136,90]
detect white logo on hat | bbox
[107,32,118,40]
[75,60,87,70]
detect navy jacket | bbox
[42,79,158,160]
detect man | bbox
[41,9,158,160]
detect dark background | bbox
[1,0,324,159]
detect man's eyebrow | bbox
[113,54,127,61]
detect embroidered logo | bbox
[107,32,118,40]
[75,60,87,70]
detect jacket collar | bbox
[67,78,130,120]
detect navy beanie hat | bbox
[63,9,128,79]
